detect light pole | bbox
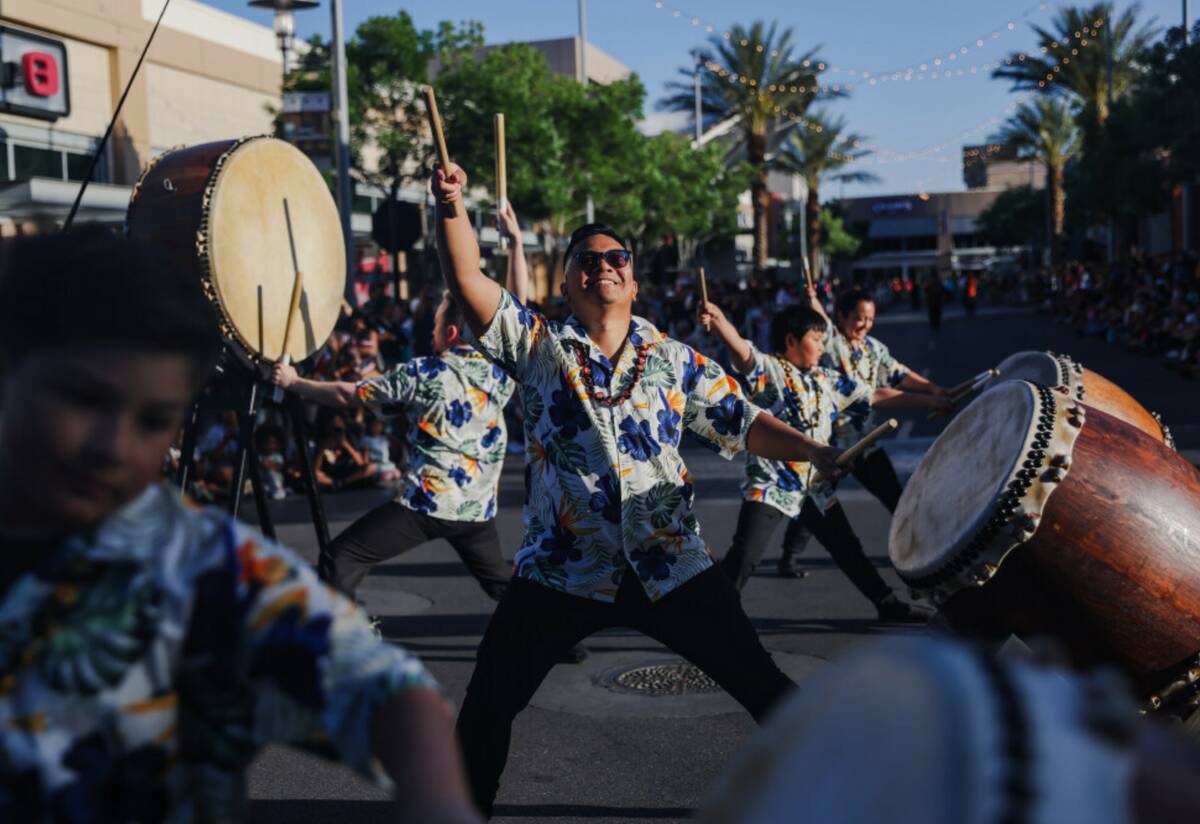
[249,0,316,81]
[578,0,594,223]
[250,0,354,303]
[693,50,703,143]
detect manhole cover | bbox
[604,661,721,696]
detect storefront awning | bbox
[0,177,131,225]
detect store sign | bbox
[281,91,330,165]
[872,200,914,216]
[0,27,70,121]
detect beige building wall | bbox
[146,63,277,153]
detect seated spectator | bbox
[314,413,377,492]
[255,423,289,500]
[359,415,401,484]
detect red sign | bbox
[0,27,70,121]
[22,52,59,97]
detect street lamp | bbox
[249,0,318,75]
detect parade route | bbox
[245,305,1199,823]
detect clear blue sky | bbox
[209,0,1186,198]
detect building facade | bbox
[836,189,1011,284]
[0,0,281,232]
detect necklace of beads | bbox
[570,341,651,406]
[775,356,822,433]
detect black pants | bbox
[456,566,793,817]
[781,448,904,556]
[318,501,511,601]
[722,500,892,604]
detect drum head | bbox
[889,381,1036,580]
[206,138,345,363]
[992,351,1064,388]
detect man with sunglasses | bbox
[431,162,845,817]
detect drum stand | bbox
[176,358,331,551]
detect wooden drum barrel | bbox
[890,380,1200,692]
[125,136,345,367]
[983,350,1172,447]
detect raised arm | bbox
[433,163,503,337]
[871,386,954,415]
[273,362,362,409]
[898,369,947,395]
[746,413,843,478]
[697,299,753,373]
[497,200,529,305]
[806,285,830,324]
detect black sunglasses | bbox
[572,249,631,270]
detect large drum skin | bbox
[986,350,1169,445]
[892,381,1200,691]
[125,137,345,365]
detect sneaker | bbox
[556,643,589,664]
[875,594,932,624]
[776,563,809,579]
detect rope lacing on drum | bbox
[974,649,1035,824]
[899,385,1058,592]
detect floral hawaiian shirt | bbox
[465,289,761,602]
[736,345,871,515]
[822,329,908,448]
[357,345,515,522]
[0,483,436,822]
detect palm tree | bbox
[771,110,877,277]
[661,22,826,274]
[992,2,1158,126]
[992,97,1081,262]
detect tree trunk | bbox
[748,128,770,275]
[1048,162,1065,264]
[806,181,821,280]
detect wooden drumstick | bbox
[698,267,711,332]
[801,254,815,291]
[948,367,998,401]
[273,198,304,403]
[495,113,508,253]
[836,418,899,468]
[421,85,457,218]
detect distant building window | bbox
[14,144,60,179]
[66,152,94,182]
[953,233,984,249]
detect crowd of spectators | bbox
[178,251,1194,503]
[1041,254,1200,376]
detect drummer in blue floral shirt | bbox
[775,288,953,577]
[431,161,844,817]
[0,229,480,822]
[698,295,938,621]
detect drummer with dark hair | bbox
[775,287,953,577]
[0,227,480,822]
[431,160,847,817]
[698,293,931,621]
[273,200,532,603]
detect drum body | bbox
[890,380,1200,690]
[125,137,345,366]
[986,350,1170,446]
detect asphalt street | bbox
[245,303,1199,823]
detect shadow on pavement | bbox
[248,800,395,822]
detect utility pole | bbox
[579,0,594,223]
[330,0,354,303]
[693,50,703,143]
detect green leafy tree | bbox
[976,185,1046,250]
[819,207,861,259]
[992,96,1080,260]
[630,132,751,266]
[660,22,826,274]
[771,109,876,276]
[992,3,1158,127]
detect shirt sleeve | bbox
[822,366,873,412]
[187,516,440,790]
[356,362,421,417]
[461,288,549,382]
[872,340,908,387]
[732,343,784,409]
[681,346,762,459]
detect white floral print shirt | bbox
[822,329,908,448]
[357,345,516,522]
[0,483,436,821]
[465,289,762,602]
[736,345,872,515]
